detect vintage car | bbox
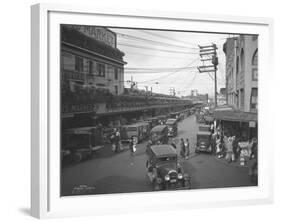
[204,115,215,125]
[62,127,104,163]
[195,131,212,154]
[198,124,211,132]
[169,112,181,122]
[120,122,149,144]
[145,117,160,129]
[149,125,169,145]
[146,145,191,190]
[165,118,178,137]
[154,115,168,125]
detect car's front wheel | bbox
[183,179,191,189]
[153,179,161,191]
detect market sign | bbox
[68,25,116,48]
[62,103,98,114]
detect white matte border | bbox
[31,3,274,219]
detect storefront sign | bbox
[62,103,98,114]
[62,70,84,81]
[249,121,256,128]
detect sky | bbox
[110,27,230,97]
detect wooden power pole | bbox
[197,44,219,107]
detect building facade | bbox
[223,35,258,113]
[61,25,126,96]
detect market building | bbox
[223,35,258,113]
[61,25,126,96]
[214,35,258,140]
[60,25,192,129]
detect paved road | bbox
[61,115,254,196]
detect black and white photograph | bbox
[60,24,258,196]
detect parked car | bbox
[120,122,149,144]
[149,125,169,145]
[195,131,212,154]
[166,118,178,137]
[204,115,214,125]
[169,112,180,122]
[146,145,191,190]
[198,124,211,132]
[62,127,104,163]
[145,117,160,128]
[155,115,168,125]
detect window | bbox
[236,56,239,76]
[114,67,118,80]
[75,56,83,72]
[240,89,244,109]
[240,49,245,71]
[250,88,258,111]
[114,85,118,95]
[252,49,258,81]
[88,60,94,75]
[97,63,105,77]
[252,49,258,65]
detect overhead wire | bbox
[118,43,198,54]
[116,32,198,50]
[139,30,198,47]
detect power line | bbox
[137,58,199,83]
[118,43,198,54]
[123,50,189,59]
[140,30,198,47]
[116,32,198,50]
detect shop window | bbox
[252,49,258,81]
[114,67,118,80]
[75,56,84,72]
[240,89,244,109]
[114,85,118,95]
[240,49,245,71]
[88,60,94,75]
[250,88,258,112]
[252,49,258,66]
[236,56,239,82]
[97,63,105,77]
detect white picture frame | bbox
[31,3,274,219]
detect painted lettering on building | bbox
[68,25,116,48]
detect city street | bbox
[61,114,255,196]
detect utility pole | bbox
[197,44,219,107]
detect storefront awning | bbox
[214,109,257,122]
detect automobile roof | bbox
[197,131,212,135]
[150,145,177,157]
[151,125,167,132]
[122,122,149,127]
[166,118,177,124]
[198,124,210,127]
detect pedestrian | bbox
[171,139,177,150]
[110,129,116,152]
[180,138,186,159]
[185,138,190,159]
[115,129,121,153]
[211,133,217,155]
[232,135,238,161]
[129,137,135,156]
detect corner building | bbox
[223,35,258,113]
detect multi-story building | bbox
[223,35,258,113]
[61,25,126,96]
